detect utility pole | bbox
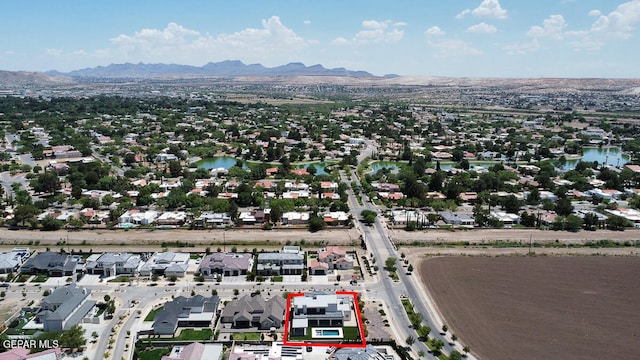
[529,234,533,255]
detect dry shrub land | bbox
[419,256,640,360]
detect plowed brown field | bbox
[419,256,640,360]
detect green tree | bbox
[30,171,61,195]
[607,215,628,231]
[361,209,377,225]
[408,312,423,329]
[59,324,86,350]
[308,215,326,232]
[450,350,463,360]
[385,257,397,273]
[555,197,574,217]
[417,325,431,339]
[405,335,415,346]
[41,216,63,231]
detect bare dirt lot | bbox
[419,256,640,360]
[389,227,640,244]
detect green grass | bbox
[144,306,164,321]
[401,298,414,315]
[174,329,212,341]
[108,276,131,283]
[232,332,261,340]
[272,276,283,282]
[31,274,49,283]
[138,348,170,360]
[342,326,360,340]
[15,274,31,283]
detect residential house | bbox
[219,294,286,329]
[85,253,142,277]
[322,211,350,226]
[308,260,330,275]
[193,212,232,228]
[290,292,352,336]
[140,252,190,277]
[256,248,304,276]
[317,247,354,270]
[119,210,159,228]
[280,212,310,225]
[161,343,223,360]
[334,345,393,360]
[36,284,95,332]
[20,251,78,277]
[439,212,475,226]
[156,211,188,226]
[490,211,521,226]
[152,295,219,335]
[199,253,252,277]
[605,208,640,227]
[0,248,30,274]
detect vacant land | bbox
[419,256,640,360]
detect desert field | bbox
[419,256,640,360]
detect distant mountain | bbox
[0,70,73,86]
[46,61,375,79]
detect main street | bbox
[340,168,457,359]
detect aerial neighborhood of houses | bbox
[0,245,371,360]
[0,75,639,360]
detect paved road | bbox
[341,164,458,359]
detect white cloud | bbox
[527,15,567,40]
[110,22,201,48]
[340,19,405,44]
[572,0,640,50]
[458,0,507,19]
[393,21,408,27]
[466,22,498,34]
[425,26,446,36]
[362,20,389,30]
[429,39,482,58]
[48,17,309,67]
[304,20,311,25]
[330,37,349,46]
[503,39,541,55]
[456,9,471,20]
[589,9,601,17]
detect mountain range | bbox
[45,60,379,79]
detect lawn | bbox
[231,332,261,341]
[31,274,49,283]
[138,348,170,360]
[108,276,131,283]
[272,276,283,282]
[401,298,414,315]
[144,306,164,321]
[174,329,212,341]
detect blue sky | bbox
[1,0,639,78]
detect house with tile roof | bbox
[317,247,353,270]
[219,294,286,330]
[36,284,95,332]
[199,253,252,277]
[140,252,190,277]
[152,295,219,335]
[85,253,142,277]
[20,251,78,277]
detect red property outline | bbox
[283,291,366,348]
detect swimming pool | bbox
[311,328,343,338]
